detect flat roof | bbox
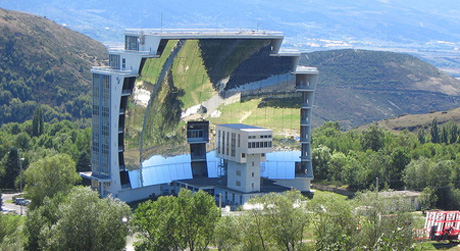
[124,28,284,40]
[176,177,290,194]
[295,66,319,75]
[218,123,272,132]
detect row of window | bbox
[248,141,272,149]
[248,135,272,139]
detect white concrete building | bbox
[216,124,272,193]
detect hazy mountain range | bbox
[1,0,459,49]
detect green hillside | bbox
[298,49,460,129]
[0,8,106,125]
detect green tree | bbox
[312,145,331,180]
[24,193,63,251]
[213,216,241,251]
[403,157,434,190]
[251,190,310,251]
[417,129,426,144]
[177,190,220,251]
[419,187,437,210]
[1,147,19,189]
[134,196,184,251]
[387,147,410,189]
[328,151,347,182]
[24,154,81,208]
[32,106,44,137]
[0,213,23,250]
[133,189,220,251]
[46,187,131,251]
[430,118,439,143]
[76,151,91,172]
[360,124,385,152]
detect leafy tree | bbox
[419,187,437,210]
[45,187,131,251]
[15,132,31,150]
[251,190,309,251]
[387,147,410,189]
[417,129,426,144]
[312,145,331,180]
[31,106,44,137]
[133,189,220,251]
[360,124,385,151]
[1,147,20,189]
[134,195,184,251]
[177,190,220,251]
[76,151,91,172]
[403,157,434,190]
[24,153,81,208]
[24,193,63,251]
[0,213,23,250]
[213,216,240,251]
[328,151,347,181]
[430,118,439,143]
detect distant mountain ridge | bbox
[1,0,459,48]
[300,49,460,129]
[0,8,107,124]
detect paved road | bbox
[2,192,27,215]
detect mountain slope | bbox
[0,8,107,124]
[300,49,460,129]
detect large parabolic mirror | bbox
[123,38,297,188]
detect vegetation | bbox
[312,120,460,209]
[133,189,220,251]
[0,8,106,126]
[24,154,81,209]
[0,112,91,193]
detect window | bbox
[231,133,236,157]
[109,54,120,69]
[237,134,240,147]
[236,181,241,186]
[242,153,246,158]
[248,143,251,148]
[252,162,254,167]
[252,183,254,189]
[125,35,139,50]
[252,172,254,177]
[236,170,241,176]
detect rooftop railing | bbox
[124,28,283,37]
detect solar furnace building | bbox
[86,29,318,202]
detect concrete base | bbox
[116,185,161,203]
[274,177,312,192]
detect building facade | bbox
[86,29,318,202]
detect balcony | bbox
[121,89,132,96]
[300,117,310,126]
[299,137,310,143]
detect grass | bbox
[209,98,300,136]
[311,190,348,202]
[172,40,216,108]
